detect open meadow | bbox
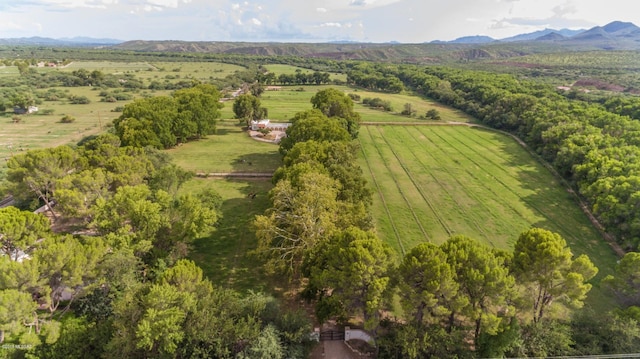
[358,124,618,307]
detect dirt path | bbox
[309,341,364,359]
[194,172,274,178]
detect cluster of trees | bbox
[113,83,223,149]
[361,97,393,112]
[269,70,332,86]
[1,132,315,357]
[346,63,404,93]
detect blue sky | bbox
[0,0,635,42]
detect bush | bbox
[60,114,76,123]
[40,109,55,115]
[69,95,91,104]
[12,116,21,123]
[425,109,442,120]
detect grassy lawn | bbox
[255,85,473,123]
[358,124,618,310]
[182,178,274,292]
[166,119,282,173]
[264,64,348,83]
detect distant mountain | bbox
[535,32,567,41]
[59,37,123,45]
[0,36,122,46]
[572,21,640,41]
[501,28,583,42]
[448,35,495,44]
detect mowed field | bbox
[358,124,618,283]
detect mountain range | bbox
[1,21,639,57]
[437,21,639,44]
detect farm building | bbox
[13,106,38,114]
[250,119,291,131]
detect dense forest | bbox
[1,46,640,358]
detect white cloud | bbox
[232,3,240,10]
[316,7,327,13]
[251,17,262,25]
[320,22,342,27]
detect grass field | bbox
[182,178,274,292]
[255,85,474,123]
[167,119,282,173]
[358,124,618,309]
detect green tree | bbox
[0,207,50,261]
[0,289,37,344]
[278,110,351,154]
[6,145,79,219]
[233,94,267,127]
[512,228,598,323]
[173,83,223,140]
[311,227,395,331]
[254,171,340,278]
[310,88,361,138]
[441,235,514,345]
[603,252,640,306]
[398,242,459,325]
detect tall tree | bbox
[603,252,640,306]
[310,88,361,138]
[310,227,395,332]
[441,235,514,345]
[398,242,459,325]
[254,170,340,278]
[0,207,50,261]
[6,145,79,219]
[512,228,598,323]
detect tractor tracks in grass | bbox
[360,127,406,255]
[369,126,443,241]
[392,126,493,244]
[425,126,581,243]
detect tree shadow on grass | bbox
[190,179,273,293]
[231,152,282,173]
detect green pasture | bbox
[264,64,348,83]
[358,124,617,308]
[255,85,473,122]
[62,61,152,72]
[0,65,19,77]
[182,178,274,292]
[166,119,282,174]
[0,85,161,176]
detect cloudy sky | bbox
[0,0,635,43]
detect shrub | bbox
[69,95,91,104]
[60,114,76,123]
[425,109,442,120]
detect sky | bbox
[0,0,636,43]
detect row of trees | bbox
[113,83,223,149]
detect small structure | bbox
[13,106,38,115]
[265,86,283,91]
[250,119,292,131]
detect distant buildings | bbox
[250,119,291,131]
